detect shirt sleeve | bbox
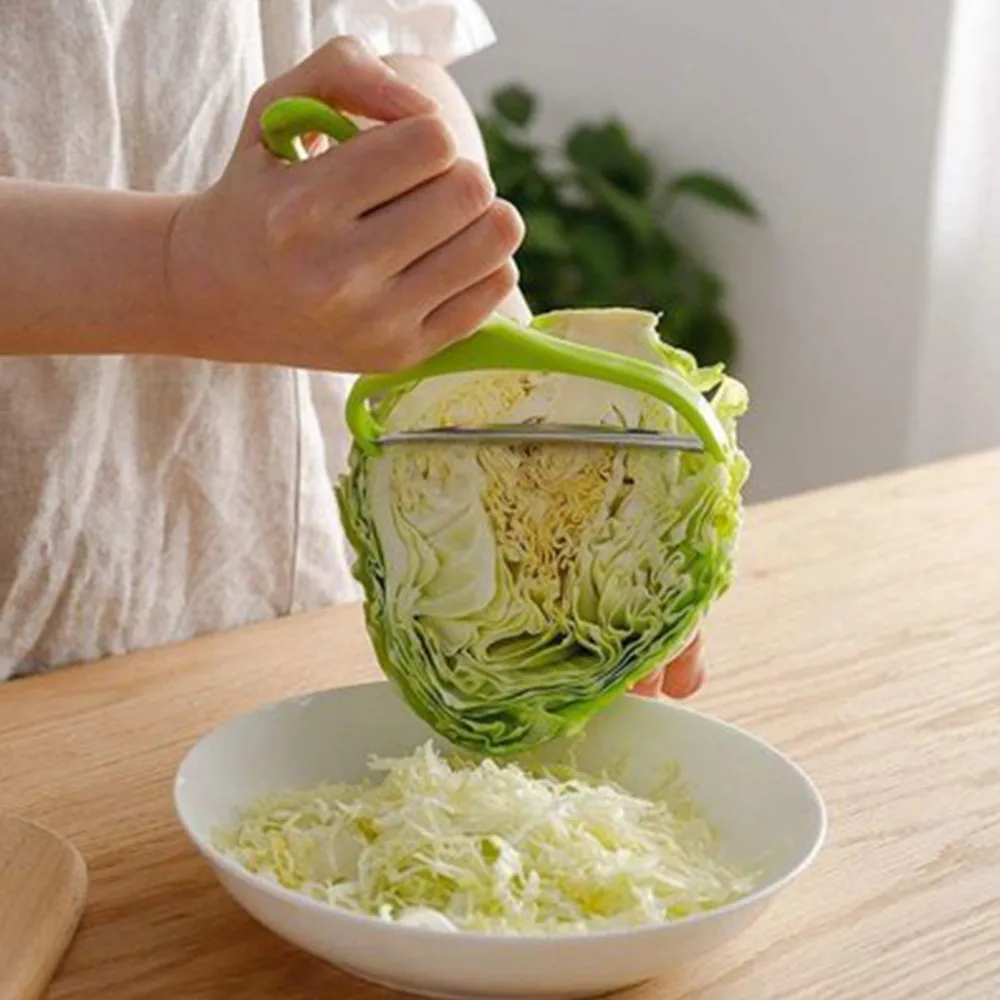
[313,0,496,65]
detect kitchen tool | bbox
[259,97,730,461]
[0,814,87,1000]
[174,680,827,1000]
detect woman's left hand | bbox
[630,633,704,699]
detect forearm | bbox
[0,58,524,363]
[0,178,182,357]
[385,55,532,324]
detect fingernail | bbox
[663,662,702,700]
[631,666,665,697]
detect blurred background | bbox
[454,0,1000,503]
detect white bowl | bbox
[174,681,826,1000]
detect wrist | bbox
[0,181,201,359]
[159,192,220,362]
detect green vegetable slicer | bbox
[260,97,730,462]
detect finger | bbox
[662,660,704,699]
[631,666,665,697]
[317,114,459,214]
[661,635,704,699]
[265,115,459,238]
[419,263,520,353]
[354,159,496,276]
[397,200,524,313]
[244,36,435,148]
[303,132,328,156]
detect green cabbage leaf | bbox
[337,309,749,754]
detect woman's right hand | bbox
[166,36,524,374]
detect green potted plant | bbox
[478,85,761,367]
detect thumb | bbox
[244,36,436,148]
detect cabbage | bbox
[336,309,749,754]
[214,741,757,933]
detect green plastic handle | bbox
[258,97,730,462]
[259,96,360,161]
[345,316,730,461]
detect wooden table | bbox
[3,450,1000,1000]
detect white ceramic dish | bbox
[174,681,826,1000]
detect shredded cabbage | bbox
[214,741,757,934]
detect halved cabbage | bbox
[336,309,749,754]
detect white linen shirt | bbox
[0,0,495,678]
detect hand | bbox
[630,633,704,699]
[166,37,524,373]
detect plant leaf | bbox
[668,172,761,220]
[682,312,738,367]
[491,86,536,129]
[576,171,653,242]
[522,209,571,257]
[568,218,628,298]
[477,82,750,365]
[483,134,543,193]
[565,121,654,197]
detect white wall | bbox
[908,0,1000,467]
[454,0,956,501]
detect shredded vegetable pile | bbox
[214,742,757,935]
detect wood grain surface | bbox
[1,450,999,1000]
[0,815,88,1000]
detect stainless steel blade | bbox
[375,424,705,452]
